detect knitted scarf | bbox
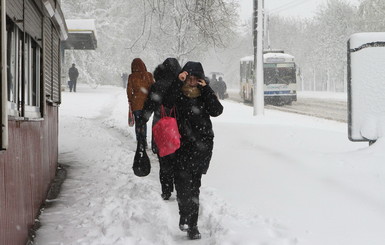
[181,83,201,98]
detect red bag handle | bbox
[160,105,176,118]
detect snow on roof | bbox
[264,52,294,60]
[240,52,295,63]
[66,19,97,35]
[240,55,254,62]
[349,32,385,50]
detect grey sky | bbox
[239,0,361,20]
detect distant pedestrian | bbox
[121,72,128,89]
[163,61,223,240]
[141,58,182,201]
[126,58,154,147]
[217,76,227,99]
[209,73,219,96]
[68,63,79,92]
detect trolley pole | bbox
[253,0,264,116]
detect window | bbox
[7,18,42,119]
[264,66,296,85]
[24,35,41,117]
[247,61,253,82]
[7,20,21,116]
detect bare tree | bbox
[356,0,385,31]
[129,0,239,63]
[61,0,240,85]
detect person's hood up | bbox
[181,61,205,80]
[131,58,148,73]
[163,58,181,78]
[153,58,181,81]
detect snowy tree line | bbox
[267,0,385,92]
[61,0,385,91]
[61,0,239,86]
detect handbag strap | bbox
[169,106,176,118]
[160,105,167,118]
[160,105,177,118]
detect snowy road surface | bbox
[228,89,348,122]
[34,84,385,245]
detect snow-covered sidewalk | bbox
[34,84,385,245]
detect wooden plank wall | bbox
[0,105,59,245]
[1,0,62,243]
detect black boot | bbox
[187,226,201,240]
[161,192,171,200]
[179,216,189,232]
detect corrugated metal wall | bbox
[6,0,23,30]
[25,0,42,45]
[44,19,61,104]
[0,105,58,245]
[44,16,53,98]
[52,31,60,102]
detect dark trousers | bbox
[133,110,147,142]
[68,80,73,92]
[158,154,175,194]
[73,79,77,92]
[173,138,213,227]
[174,154,203,227]
[70,79,77,92]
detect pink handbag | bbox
[152,106,181,157]
[128,104,135,127]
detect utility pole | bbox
[253,0,264,115]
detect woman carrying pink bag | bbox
[140,58,182,200]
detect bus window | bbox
[264,66,296,85]
[247,61,253,82]
[240,61,245,81]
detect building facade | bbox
[0,0,67,244]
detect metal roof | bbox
[62,19,97,50]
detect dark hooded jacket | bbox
[141,58,181,154]
[164,61,223,174]
[68,65,79,81]
[142,58,181,125]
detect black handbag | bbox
[132,140,151,177]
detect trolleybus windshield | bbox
[264,64,296,85]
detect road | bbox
[227,90,348,123]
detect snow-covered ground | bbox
[34,84,385,245]
[297,90,347,101]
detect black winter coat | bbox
[68,67,79,81]
[142,58,181,124]
[141,58,181,153]
[164,79,223,174]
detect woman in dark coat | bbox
[141,58,181,200]
[163,61,223,240]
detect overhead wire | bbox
[268,0,312,14]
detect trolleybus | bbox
[240,50,297,105]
